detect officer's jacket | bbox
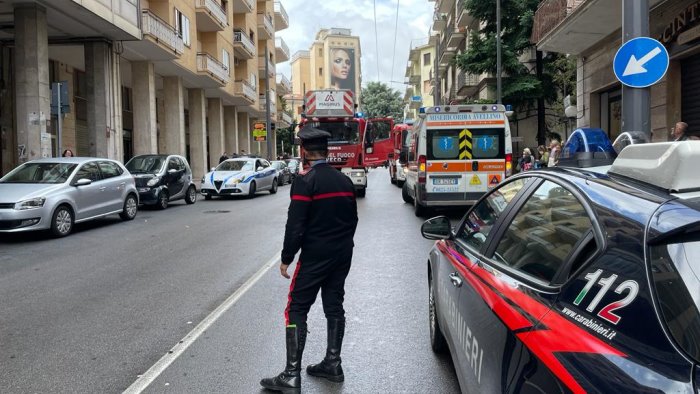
[281,163,358,264]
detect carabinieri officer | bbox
[260,125,359,393]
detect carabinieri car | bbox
[421,130,700,393]
[200,157,278,199]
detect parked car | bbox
[287,159,300,180]
[0,158,138,237]
[420,133,700,393]
[125,154,197,209]
[200,158,278,199]
[270,160,291,185]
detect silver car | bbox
[0,157,138,237]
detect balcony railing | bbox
[259,92,277,113]
[197,53,230,83]
[457,71,480,88]
[258,56,275,76]
[275,37,290,62]
[274,1,289,30]
[196,0,228,28]
[433,11,447,31]
[141,10,184,55]
[257,13,274,38]
[234,30,256,57]
[531,0,584,43]
[235,80,256,102]
[277,74,292,92]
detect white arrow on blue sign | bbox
[613,37,669,88]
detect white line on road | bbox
[123,252,281,394]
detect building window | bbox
[122,87,132,111]
[318,48,323,56]
[222,49,230,75]
[423,53,431,66]
[423,80,431,93]
[319,67,323,76]
[175,9,191,47]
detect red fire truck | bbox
[388,122,412,186]
[363,117,395,168]
[299,89,373,197]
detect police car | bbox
[200,158,278,199]
[421,129,700,393]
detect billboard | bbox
[329,47,357,96]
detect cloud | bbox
[276,0,433,94]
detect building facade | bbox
[534,0,695,142]
[403,41,435,122]
[0,0,291,179]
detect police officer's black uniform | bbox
[260,126,358,393]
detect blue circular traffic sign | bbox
[613,37,669,88]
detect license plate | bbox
[433,178,458,185]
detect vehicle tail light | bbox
[505,153,513,177]
[418,155,426,183]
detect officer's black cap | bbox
[298,125,331,150]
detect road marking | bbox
[123,252,281,394]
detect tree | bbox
[360,82,404,119]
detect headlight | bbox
[351,171,364,177]
[146,177,161,187]
[403,167,408,173]
[14,197,46,210]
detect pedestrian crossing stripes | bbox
[459,129,472,160]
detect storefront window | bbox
[600,89,622,141]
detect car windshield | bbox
[314,121,359,145]
[271,161,284,169]
[288,160,299,169]
[216,160,253,171]
[126,156,165,174]
[0,162,77,184]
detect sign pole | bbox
[622,0,650,137]
[54,82,63,157]
[264,46,273,160]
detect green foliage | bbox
[276,119,296,157]
[360,82,404,119]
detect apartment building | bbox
[403,40,435,122]
[289,28,362,118]
[533,0,692,142]
[0,0,290,179]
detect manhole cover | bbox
[203,210,231,214]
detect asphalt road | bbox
[0,167,461,393]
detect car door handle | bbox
[99,187,106,191]
[449,273,462,288]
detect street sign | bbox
[253,124,267,142]
[51,81,70,115]
[613,37,669,88]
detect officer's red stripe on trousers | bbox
[285,260,303,326]
[291,195,312,201]
[291,192,355,201]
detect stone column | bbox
[131,61,157,155]
[1,46,17,174]
[224,106,238,155]
[164,76,185,155]
[14,4,49,163]
[85,41,114,158]
[237,111,250,155]
[207,98,224,168]
[156,93,165,153]
[188,89,207,180]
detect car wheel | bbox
[119,194,138,220]
[278,177,284,187]
[157,190,169,210]
[414,189,427,217]
[185,185,197,204]
[397,180,405,188]
[429,274,447,353]
[50,205,74,237]
[270,179,278,194]
[402,182,412,203]
[248,181,257,198]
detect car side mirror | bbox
[75,178,92,187]
[421,216,452,240]
[211,167,216,171]
[257,166,264,171]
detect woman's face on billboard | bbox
[332,49,351,79]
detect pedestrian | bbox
[240,149,247,157]
[537,145,548,168]
[517,148,534,172]
[219,152,228,163]
[548,140,562,167]
[672,122,689,141]
[62,149,74,157]
[260,125,358,393]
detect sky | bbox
[275,0,434,94]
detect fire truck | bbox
[299,89,376,197]
[362,117,395,168]
[387,122,412,187]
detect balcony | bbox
[409,73,420,84]
[409,95,423,109]
[136,10,184,60]
[439,45,456,67]
[195,0,228,31]
[447,27,466,48]
[456,71,480,97]
[432,11,447,31]
[234,30,256,59]
[232,0,254,14]
[278,111,293,127]
[258,91,277,116]
[456,0,473,28]
[274,1,289,31]
[276,74,292,94]
[257,13,274,39]
[234,80,256,104]
[197,53,230,86]
[275,37,290,63]
[436,0,455,14]
[258,56,275,77]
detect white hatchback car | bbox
[200,158,278,199]
[0,157,138,237]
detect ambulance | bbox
[403,104,513,216]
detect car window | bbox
[455,178,528,250]
[126,156,165,174]
[176,158,187,171]
[0,162,77,184]
[74,162,102,182]
[492,180,593,283]
[98,161,122,179]
[260,160,270,168]
[168,159,179,171]
[649,239,700,364]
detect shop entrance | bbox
[681,54,700,132]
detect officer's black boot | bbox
[260,325,307,393]
[306,318,345,382]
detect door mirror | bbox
[211,167,216,172]
[257,166,264,171]
[421,216,452,240]
[75,178,92,187]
